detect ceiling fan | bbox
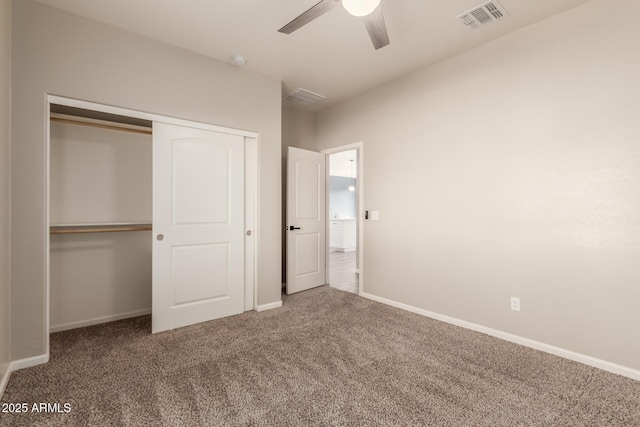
[278,0,390,50]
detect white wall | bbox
[11,0,282,361]
[0,0,11,394]
[315,0,640,371]
[329,176,357,219]
[49,121,152,225]
[50,232,152,331]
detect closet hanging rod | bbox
[50,224,152,234]
[50,116,152,135]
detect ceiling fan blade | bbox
[279,0,341,34]
[362,4,390,50]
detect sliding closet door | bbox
[152,122,244,333]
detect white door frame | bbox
[322,142,364,294]
[45,94,259,358]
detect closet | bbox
[47,98,257,335]
[49,105,153,332]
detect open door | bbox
[286,147,326,294]
[152,122,245,333]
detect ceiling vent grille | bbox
[457,0,509,30]
[285,88,325,105]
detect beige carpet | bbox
[1,286,639,426]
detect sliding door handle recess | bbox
[288,226,301,231]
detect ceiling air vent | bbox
[457,0,509,30]
[285,88,325,105]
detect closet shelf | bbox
[50,223,152,234]
[50,116,152,135]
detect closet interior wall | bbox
[49,105,153,332]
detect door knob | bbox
[288,226,301,231]
[156,234,164,241]
[246,230,252,236]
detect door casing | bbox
[322,143,364,295]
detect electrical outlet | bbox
[510,297,521,312]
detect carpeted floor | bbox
[1,286,639,426]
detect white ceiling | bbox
[34,0,592,112]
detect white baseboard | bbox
[330,247,356,253]
[0,363,10,399]
[256,301,283,312]
[10,354,49,372]
[50,308,152,333]
[360,292,640,382]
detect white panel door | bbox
[153,122,244,333]
[286,147,326,294]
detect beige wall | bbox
[282,106,316,157]
[315,0,640,370]
[11,0,282,360]
[0,0,11,389]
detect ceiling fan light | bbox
[342,0,381,17]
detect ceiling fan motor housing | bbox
[342,0,381,17]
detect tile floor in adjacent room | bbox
[329,250,358,294]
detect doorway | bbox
[326,147,361,294]
[285,143,363,296]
